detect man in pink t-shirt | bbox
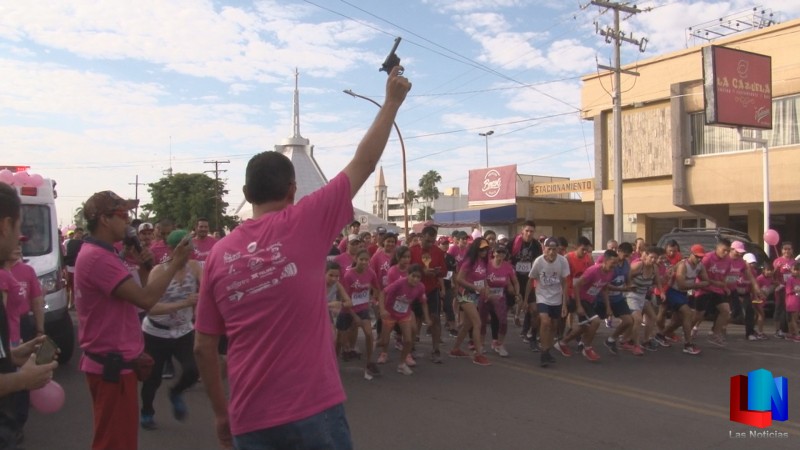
[192,217,218,265]
[772,242,795,338]
[149,218,175,265]
[692,239,732,346]
[75,191,191,450]
[7,243,45,343]
[193,67,411,450]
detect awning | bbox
[433,204,517,227]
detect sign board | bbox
[531,178,593,196]
[468,164,517,205]
[702,45,772,129]
[358,215,368,225]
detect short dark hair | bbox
[781,241,793,248]
[717,238,731,247]
[350,221,361,228]
[577,236,592,247]
[557,236,569,248]
[665,239,679,249]
[0,182,21,222]
[196,217,209,225]
[618,242,633,253]
[407,264,424,276]
[646,246,662,255]
[483,230,496,239]
[421,226,437,237]
[326,261,341,272]
[244,151,295,205]
[603,249,619,259]
[523,220,536,228]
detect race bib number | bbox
[725,275,738,284]
[393,300,409,314]
[516,262,532,273]
[445,271,453,281]
[587,286,602,296]
[784,273,792,282]
[489,287,504,297]
[352,291,370,306]
[474,280,485,288]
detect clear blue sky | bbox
[2,0,797,225]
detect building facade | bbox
[581,18,800,248]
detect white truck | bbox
[10,172,75,363]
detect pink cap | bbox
[730,240,746,254]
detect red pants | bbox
[86,372,139,450]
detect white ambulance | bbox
[12,172,74,363]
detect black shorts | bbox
[566,297,578,313]
[414,289,441,317]
[335,310,370,331]
[596,299,632,319]
[576,300,598,324]
[537,303,562,319]
[692,292,728,312]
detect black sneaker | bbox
[449,328,458,337]
[605,338,618,355]
[540,352,549,367]
[366,362,381,378]
[545,351,557,364]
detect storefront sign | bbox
[702,45,772,129]
[468,164,516,204]
[531,178,593,196]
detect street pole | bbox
[343,89,410,241]
[479,130,494,168]
[128,174,145,218]
[204,160,230,232]
[738,129,770,253]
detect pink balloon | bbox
[30,380,65,414]
[13,171,30,187]
[30,173,44,187]
[763,229,780,247]
[0,169,13,185]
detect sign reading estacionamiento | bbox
[531,178,593,196]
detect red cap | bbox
[690,244,705,257]
[18,235,28,242]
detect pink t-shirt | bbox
[486,261,515,298]
[773,257,795,286]
[332,252,355,272]
[342,268,379,313]
[448,245,468,269]
[728,258,750,292]
[460,258,488,292]
[1,269,24,344]
[192,236,218,263]
[384,278,427,320]
[786,276,800,312]
[386,265,408,286]
[369,250,393,289]
[577,264,615,303]
[10,261,41,317]
[699,252,731,295]
[195,172,352,435]
[74,241,140,374]
[150,240,171,265]
[756,274,775,295]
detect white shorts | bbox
[626,293,647,312]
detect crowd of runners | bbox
[324,222,800,376]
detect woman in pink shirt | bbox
[375,265,430,375]
[340,250,384,380]
[785,262,800,342]
[451,238,491,366]
[772,242,795,338]
[480,245,519,357]
[385,246,411,286]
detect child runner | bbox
[625,246,663,353]
[754,264,776,339]
[375,265,431,375]
[340,250,384,380]
[451,238,491,366]
[325,261,352,348]
[784,262,800,342]
[482,245,519,357]
[528,238,570,367]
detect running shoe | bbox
[530,340,541,352]
[775,330,786,340]
[494,345,509,357]
[644,340,659,352]
[544,351,557,364]
[377,352,388,364]
[604,338,618,355]
[665,332,681,344]
[405,354,417,367]
[540,352,550,368]
[790,335,800,343]
[394,340,404,351]
[411,349,421,359]
[756,332,769,340]
[747,334,759,341]
[690,326,698,339]
[169,391,188,421]
[618,341,635,352]
[468,341,476,351]
[521,336,531,344]
[397,363,414,375]
[554,340,572,357]
[365,363,381,379]
[449,328,458,337]
[653,333,671,348]
[449,348,469,358]
[491,340,500,350]
[473,354,491,366]
[581,346,600,362]
[140,413,157,430]
[430,350,443,364]
[708,334,726,347]
[631,345,644,356]
[605,317,613,328]
[683,343,702,355]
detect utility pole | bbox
[204,160,230,232]
[479,130,494,168]
[591,1,648,242]
[128,174,145,218]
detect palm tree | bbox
[417,170,442,221]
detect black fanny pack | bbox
[85,352,134,383]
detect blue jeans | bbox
[234,404,352,450]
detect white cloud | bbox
[423,0,529,14]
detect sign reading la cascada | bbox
[468,164,517,204]
[702,45,772,129]
[531,178,593,196]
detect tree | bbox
[72,206,87,229]
[417,170,442,221]
[143,173,239,231]
[416,206,435,222]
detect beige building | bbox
[581,18,800,247]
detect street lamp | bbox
[343,89,410,240]
[479,130,494,167]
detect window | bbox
[21,205,52,257]
[691,94,800,155]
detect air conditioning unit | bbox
[683,158,694,166]
[627,216,637,223]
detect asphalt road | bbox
[23,315,800,450]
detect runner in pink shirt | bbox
[375,265,430,375]
[556,250,619,362]
[693,239,732,346]
[784,262,800,341]
[451,238,491,366]
[772,242,795,338]
[447,231,469,269]
[194,66,411,450]
[149,219,175,265]
[333,234,363,271]
[386,246,411,286]
[341,250,383,380]
[191,217,218,265]
[7,243,44,344]
[480,245,519,357]
[755,265,776,339]
[369,232,397,289]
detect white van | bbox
[16,179,74,363]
